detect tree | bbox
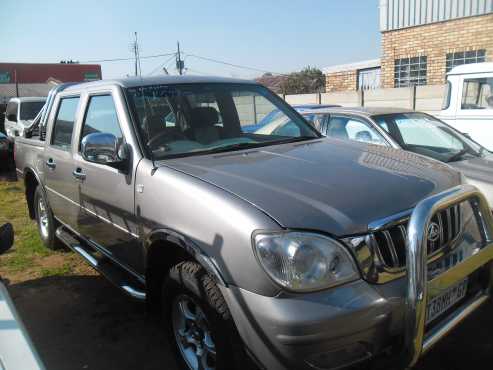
[281,66,325,94]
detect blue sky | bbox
[0,0,381,79]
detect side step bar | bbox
[55,227,146,301]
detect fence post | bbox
[410,85,416,110]
[317,92,321,104]
[357,89,365,107]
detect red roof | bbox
[0,63,102,83]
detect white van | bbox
[437,63,493,151]
[4,97,46,138]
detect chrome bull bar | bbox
[403,184,493,368]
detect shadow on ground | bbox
[6,275,178,370]
[5,273,492,370]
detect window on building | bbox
[394,56,427,88]
[446,50,486,73]
[358,67,381,90]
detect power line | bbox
[147,54,176,75]
[80,52,176,64]
[184,52,287,76]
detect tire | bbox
[163,261,254,370]
[34,186,62,250]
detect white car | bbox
[437,62,493,151]
[4,97,46,139]
[0,224,45,370]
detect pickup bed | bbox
[15,76,493,370]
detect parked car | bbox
[0,131,13,170]
[436,62,493,151]
[0,223,46,370]
[4,97,46,138]
[299,107,493,209]
[242,103,340,133]
[15,76,493,370]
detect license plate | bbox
[426,279,468,325]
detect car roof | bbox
[63,75,258,92]
[447,62,493,76]
[299,106,414,117]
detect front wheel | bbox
[163,261,254,370]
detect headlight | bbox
[253,231,359,292]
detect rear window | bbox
[20,101,45,121]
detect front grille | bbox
[372,203,462,268]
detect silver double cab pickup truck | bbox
[14,76,493,370]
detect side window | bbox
[461,78,493,110]
[6,101,18,120]
[80,95,123,146]
[51,97,80,150]
[327,116,387,146]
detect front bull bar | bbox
[403,184,493,367]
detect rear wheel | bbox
[34,187,62,250]
[163,261,253,370]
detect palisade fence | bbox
[281,84,447,114]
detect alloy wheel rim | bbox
[37,196,49,239]
[172,294,216,370]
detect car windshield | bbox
[373,112,486,162]
[125,83,318,159]
[20,101,45,121]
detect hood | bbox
[449,155,493,208]
[164,139,461,236]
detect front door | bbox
[73,94,143,275]
[43,95,81,230]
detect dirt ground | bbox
[6,271,492,370]
[1,170,492,370]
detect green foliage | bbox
[281,66,326,95]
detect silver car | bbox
[301,107,493,208]
[14,78,493,370]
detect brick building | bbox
[324,0,493,92]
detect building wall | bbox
[325,70,357,92]
[0,63,102,84]
[381,13,493,88]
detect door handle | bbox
[72,168,86,181]
[46,158,56,169]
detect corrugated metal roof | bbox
[323,59,381,74]
[380,0,493,31]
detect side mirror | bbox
[81,133,129,171]
[7,114,17,122]
[0,223,14,255]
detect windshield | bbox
[125,83,318,159]
[373,112,486,162]
[20,101,45,121]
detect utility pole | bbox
[176,41,184,75]
[132,32,142,77]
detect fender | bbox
[144,227,227,287]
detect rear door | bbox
[73,92,143,275]
[43,95,81,230]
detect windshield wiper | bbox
[447,149,469,162]
[204,142,267,154]
[205,136,317,154]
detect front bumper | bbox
[221,185,493,370]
